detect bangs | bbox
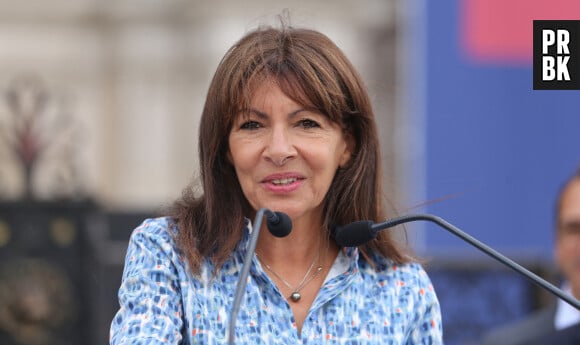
[232,67,346,126]
[275,55,348,125]
[277,71,333,119]
[220,27,356,134]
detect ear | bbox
[339,132,355,168]
[553,233,563,266]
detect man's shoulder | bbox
[482,307,556,345]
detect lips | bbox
[271,177,299,185]
[261,173,305,192]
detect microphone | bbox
[265,210,293,237]
[334,213,580,311]
[228,208,293,344]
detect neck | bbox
[254,210,340,277]
[263,210,322,250]
[256,224,325,265]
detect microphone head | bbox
[334,221,375,247]
[266,211,292,237]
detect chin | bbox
[251,198,322,221]
[257,204,301,219]
[268,207,301,219]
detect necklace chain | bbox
[256,250,323,302]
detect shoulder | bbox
[360,253,440,316]
[129,216,176,244]
[359,253,438,303]
[355,253,442,339]
[362,252,434,287]
[482,307,556,345]
[125,216,183,261]
[119,216,195,281]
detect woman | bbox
[110,24,443,344]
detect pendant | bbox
[290,292,301,302]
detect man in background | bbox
[483,169,580,345]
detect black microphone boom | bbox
[335,213,580,311]
[228,208,293,345]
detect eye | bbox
[240,121,261,130]
[297,119,320,129]
[560,221,580,235]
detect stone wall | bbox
[0,0,402,211]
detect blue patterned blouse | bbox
[110,217,443,344]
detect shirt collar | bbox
[554,282,580,330]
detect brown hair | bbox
[169,25,410,274]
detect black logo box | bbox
[533,20,580,90]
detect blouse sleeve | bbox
[110,219,185,345]
[406,265,444,344]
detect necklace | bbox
[256,251,323,302]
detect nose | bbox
[263,126,297,166]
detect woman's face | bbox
[228,79,351,225]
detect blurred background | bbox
[0,0,578,344]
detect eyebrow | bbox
[248,108,309,119]
[561,220,580,227]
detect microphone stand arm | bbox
[376,214,580,310]
[228,208,267,345]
